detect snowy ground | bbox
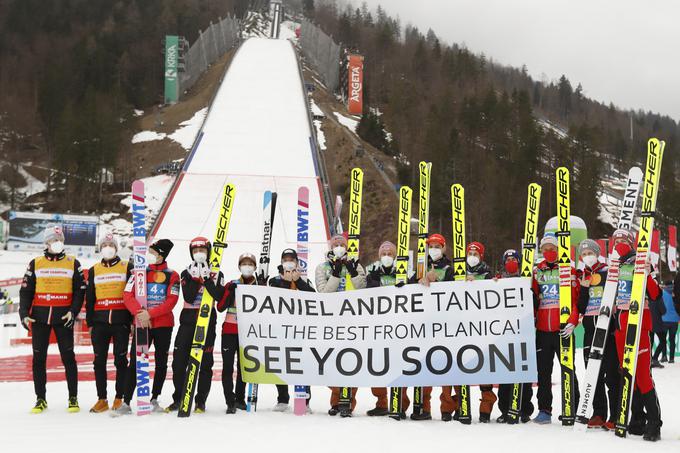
[0,348,677,452]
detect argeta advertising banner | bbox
[7,211,98,259]
[236,278,537,387]
[347,54,364,116]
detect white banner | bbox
[236,278,537,387]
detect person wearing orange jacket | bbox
[19,225,86,414]
[531,232,580,424]
[114,239,180,415]
[610,228,663,441]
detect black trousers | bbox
[91,323,130,400]
[31,321,78,399]
[171,316,216,406]
[536,330,580,413]
[221,333,246,405]
[652,331,667,360]
[668,323,678,358]
[123,327,173,404]
[582,317,620,420]
[497,383,534,417]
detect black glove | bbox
[345,258,359,278]
[256,271,267,286]
[331,259,343,278]
[395,281,405,288]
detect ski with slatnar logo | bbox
[412,162,431,417]
[615,139,664,438]
[178,184,235,417]
[246,190,278,413]
[556,167,575,426]
[339,168,363,418]
[451,183,471,425]
[390,185,412,421]
[507,183,542,424]
[574,167,642,430]
[293,186,310,416]
[132,180,151,416]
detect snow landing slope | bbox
[152,37,329,277]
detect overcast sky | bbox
[351,0,680,122]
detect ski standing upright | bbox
[293,186,310,416]
[451,183,471,424]
[131,180,151,416]
[413,162,431,417]
[339,168,363,417]
[615,139,665,437]
[246,190,278,413]
[574,167,642,429]
[390,185,412,420]
[178,184,236,417]
[507,183,542,424]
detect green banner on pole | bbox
[164,35,179,104]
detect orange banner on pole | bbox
[348,54,364,115]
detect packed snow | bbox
[131,130,167,144]
[333,112,360,135]
[167,107,208,150]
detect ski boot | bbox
[496,413,508,423]
[328,405,339,416]
[643,422,661,442]
[31,398,47,414]
[67,397,80,413]
[479,412,491,423]
[90,399,109,413]
[366,407,389,416]
[441,412,453,422]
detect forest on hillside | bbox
[299,0,679,266]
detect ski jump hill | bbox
[151,37,330,277]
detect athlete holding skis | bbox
[576,239,619,429]
[464,241,497,422]
[414,233,455,421]
[116,239,179,415]
[366,241,410,417]
[218,253,260,414]
[531,233,580,424]
[268,248,315,412]
[315,233,366,416]
[611,229,663,440]
[166,237,225,413]
[496,249,534,423]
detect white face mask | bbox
[282,261,297,272]
[583,255,598,268]
[240,265,255,277]
[49,241,64,254]
[380,255,394,268]
[193,252,207,264]
[467,255,480,267]
[101,246,116,260]
[147,253,159,265]
[332,246,346,259]
[429,248,442,261]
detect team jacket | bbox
[268,268,316,292]
[467,261,492,280]
[19,252,86,325]
[408,255,454,284]
[179,267,228,326]
[123,262,180,328]
[531,259,580,332]
[86,257,134,326]
[366,261,397,287]
[216,275,259,335]
[613,251,661,333]
[576,261,608,318]
[315,253,367,293]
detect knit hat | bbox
[238,252,257,266]
[378,241,397,256]
[611,228,635,246]
[150,239,174,260]
[539,233,559,249]
[281,248,298,261]
[578,239,601,256]
[426,233,446,247]
[44,225,65,244]
[502,249,521,263]
[329,233,348,248]
[467,241,485,259]
[99,232,119,251]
